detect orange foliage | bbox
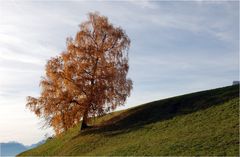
[26,12,132,134]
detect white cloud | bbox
[129,0,158,9]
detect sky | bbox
[0,0,239,145]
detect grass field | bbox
[18,85,239,156]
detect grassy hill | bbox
[18,85,239,156]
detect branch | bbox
[59,71,88,96]
[83,69,93,77]
[101,33,107,49]
[86,33,98,50]
[105,38,118,53]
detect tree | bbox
[26,12,133,134]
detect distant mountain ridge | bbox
[1,140,44,156]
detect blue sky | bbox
[0,0,239,145]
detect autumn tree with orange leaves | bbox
[26,12,133,134]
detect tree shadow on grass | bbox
[77,85,239,138]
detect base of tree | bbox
[81,122,91,130]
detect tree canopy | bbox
[26,12,133,134]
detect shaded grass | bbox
[18,85,239,156]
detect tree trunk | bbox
[81,109,89,130]
[81,59,98,131]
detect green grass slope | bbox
[19,85,239,156]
